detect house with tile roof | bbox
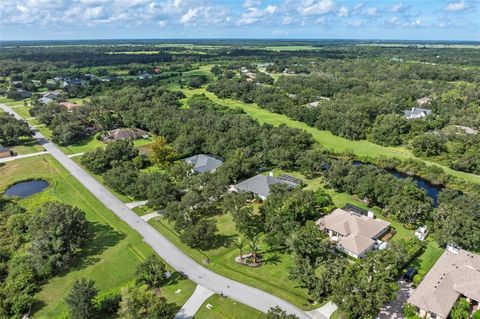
[231,173,302,200]
[407,246,480,319]
[184,154,223,174]
[316,208,390,258]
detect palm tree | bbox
[234,236,247,260]
[248,235,262,264]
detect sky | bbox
[0,0,479,41]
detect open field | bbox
[194,294,262,319]
[0,155,195,318]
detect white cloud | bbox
[444,0,469,12]
[242,0,261,8]
[282,16,295,25]
[238,4,277,25]
[299,0,335,16]
[366,7,379,16]
[180,7,200,25]
[338,6,348,17]
[390,3,409,13]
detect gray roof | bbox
[408,248,480,318]
[39,97,54,104]
[184,154,223,173]
[234,174,299,199]
[404,107,433,119]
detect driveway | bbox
[378,280,413,319]
[0,103,319,319]
[174,285,214,319]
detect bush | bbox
[403,303,417,318]
[96,290,121,316]
[473,310,480,319]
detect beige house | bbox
[316,208,390,258]
[407,246,480,319]
[103,128,149,142]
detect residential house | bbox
[16,88,32,98]
[407,246,480,319]
[61,78,85,88]
[404,107,433,120]
[0,145,11,159]
[450,125,478,135]
[184,154,223,174]
[102,128,149,142]
[59,101,80,111]
[54,75,68,82]
[315,208,390,259]
[416,97,432,106]
[39,91,61,104]
[138,72,152,80]
[231,173,302,200]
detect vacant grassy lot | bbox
[194,294,261,319]
[0,155,195,318]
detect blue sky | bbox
[0,0,479,41]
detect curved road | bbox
[1,104,318,319]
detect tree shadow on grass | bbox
[164,271,188,287]
[211,233,236,250]
[262,253,281,265]
[58,222,126,275]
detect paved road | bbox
[174,285,215,319]
[1,103,318,319]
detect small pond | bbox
[4,180,49,198]
[352,161,442,207]
[388,170,441,207]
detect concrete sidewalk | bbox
[0,151,48,163]
[174,285,215,319]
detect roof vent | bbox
[447,244,460,254]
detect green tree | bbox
[136,255,167,290]
[370,114,409,146]
[261,306,299,319]
[450,298,470,319]
[149,136,177,168]
[103,162,139,196]
[180,219,218,249]
[29,202,89,275]
[117,286,176,319]
[65,278,98,319]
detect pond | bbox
[352,161,442,207]
[4,180,49,198]
[388,170,441,207]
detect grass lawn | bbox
[177,86,480,186]
[12,105,32,118]
[10,138,45,155]
[0,155,195,318]
[149,215,319,310]
[59,135,153,155]
[407,239,443,278]
[194,294,262,319]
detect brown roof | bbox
[59,101,80,110]
[408,248,480,318]
[317,208,390,239]
[316,208,390,256]
[106,128,148,141]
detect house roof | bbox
[234,174,298,199]
[317,208,390,239]
[416,97,432,105]
[184,154,223,173]
[106,128,148,140]
[339,234,375,257]
[42,91,60,99]
[404,107,433,119]
[408,248,480,319]
[59,102,80,110]
[39,97,54,104]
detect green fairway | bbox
[180,87,480,185]
[194,294,262,319]
[0,155,195,318]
